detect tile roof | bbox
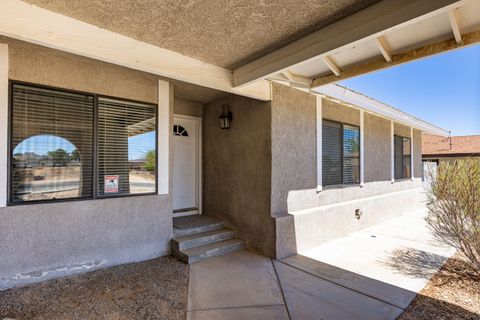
[423,134,480,155]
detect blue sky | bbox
[340,44,480,136]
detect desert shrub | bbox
[426,158,480,274]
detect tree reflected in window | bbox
[12,135,84,202]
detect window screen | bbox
[11,84,94,203]
[97,98,156,196]
[394,135,411,179]
[322,120,360,186]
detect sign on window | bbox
[104,175,119,193]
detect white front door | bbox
[172,116,200,213]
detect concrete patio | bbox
[1,210,456,320]
[187,209,456,320]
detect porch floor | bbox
[1,210,464,320]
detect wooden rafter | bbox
[448,9,463,44]
[311,29,480,88]
[322,56,342,76]
[376,37,392,62]
[233,0,463,86]
[281,70,313,87]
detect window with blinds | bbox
[11,84,94,203]
[322,120,360,187]
[394,135,411,179]
[97,97,156,196]
[343,124,360,184]
[9,83,158,204]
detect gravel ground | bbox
[399,253,480,320]
[0,256,189,320]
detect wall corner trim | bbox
[390,120,395,183]
[0,44,8,207]
[410,127,414,180]
[360,110,365,187]
[316,95,322,192]
[157,79,170,195]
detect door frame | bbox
[173,114,202,216]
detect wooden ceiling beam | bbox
[312,29,480,88]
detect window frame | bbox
[322,118,361,188]
[393,134,411,180]
[8,80,159,206]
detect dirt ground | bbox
[399,253,480,320]
[0,256,189,320]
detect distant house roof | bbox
[423,134,480,157]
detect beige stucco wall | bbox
[174,98,203,117]
[394,122,411,138]
[270,83,317,218]
[203,94,276,257]
[322,99,360,125]
[0,36,176,289]
[365,113,391,182]
[413,129,423,178]
[270,85,426,257]
[3,36,158,104]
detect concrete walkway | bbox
[187,210,455,320]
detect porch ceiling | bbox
[22,0,381,69]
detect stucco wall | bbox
[394,122,411,138]
[174,98,203,117]
[203,94,276,257]
[413,129,423,178]
[322,99,360,125]
[365,113,391,182]
[270,83,317,218]
[270,85,427,258]
[0,196,171,289]
[0,36,175,289]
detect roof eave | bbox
[314,83,450,137]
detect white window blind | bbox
[11,84,94,203]
[97,98,156,196]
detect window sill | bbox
[7,192,159,207]
[392,178,413,183]
[321,183,361,191]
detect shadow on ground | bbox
[0,256,189,320]
[380,248,447,279]
[278,254,479,320]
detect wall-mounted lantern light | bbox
[219,104,233,129]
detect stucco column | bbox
[316,95,322,192]
[0,44,8,207]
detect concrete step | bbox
[172,228,235,251]
[175,238,245,264]
[173,215,224,238]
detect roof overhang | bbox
[0,0,478,105]
[314,84,449,136]
[0,0,271,101]
[233,0,480,90]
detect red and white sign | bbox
[104,175,119,193]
